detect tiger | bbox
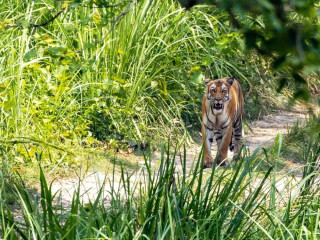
[201,77,244,167]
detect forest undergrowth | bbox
[0,0,320,238]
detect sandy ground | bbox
[245,110,307,151]
[49,109,310,206]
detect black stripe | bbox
[205,107,214,124]
[233,125,240,130]
[221,124,229,129]
[216,136,222,140]
[221,117,229,126]
[234,117,240,125]
[204,124,213,131]
[221,120,230,129]
[234,121,241,127]
[210,105,217,116]
[234,126,241,132]
[233,108,238,123]
[207,90,211,100]
[221,109,232,129]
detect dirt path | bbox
[245,110,307,152]
[51,109,309,205]
[168,110,308,171]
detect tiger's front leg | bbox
[217,125,233,165]
[202,123,214,168]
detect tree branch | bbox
[7,8,66,29]
[30,8,66,28]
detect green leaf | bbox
[192,71,204,84]
[111,74,126,84]
[46,47,66,57]
[23,49,37,62]
[4,100,14,111]
[20,20,30,28]
[80,17,93,25]
[84,42,95,49]
[202,56,213,66]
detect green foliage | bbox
[280,113,320,163]
[0,0,318,238]
[178,0,320,100]
[0,0,309,171]
[1,141,320,239]
[0,0,273,149]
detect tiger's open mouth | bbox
[213,103,223,110]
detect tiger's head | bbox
[205,77,235,114]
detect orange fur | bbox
[201,77,244,167]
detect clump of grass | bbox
[1,138,320,239]
[279,114,320,164]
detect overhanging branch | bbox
[7,8,66,29]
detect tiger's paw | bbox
[219,159,230,166]
[203,156,214,168]
[217,155,229,166]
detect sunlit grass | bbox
[0,0,281,150]
[1,1,318,238]
[1,137,320,239]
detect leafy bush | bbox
[0,0,297,164]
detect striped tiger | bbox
[201,77,244,167]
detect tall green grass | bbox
[1,138,319,239]
[0,0,285,150]
[279,113,320,164]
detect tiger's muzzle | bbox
[213,99,224,110]
[213,103,223,110]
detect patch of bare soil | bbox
[46,107,312,206]
[245,110,307,152]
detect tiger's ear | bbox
[204,78,211,85]
[227,78,235,86]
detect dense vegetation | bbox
[179,0,320,100]
[1,137,320,239]
[0,0,319,239]
[0,0,288,148]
